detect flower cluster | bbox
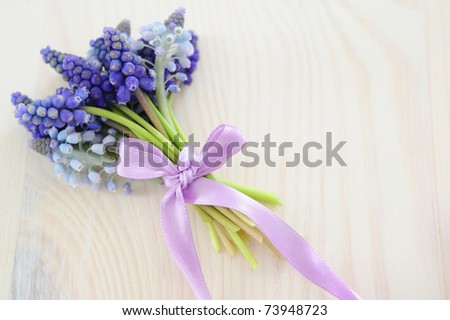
[41,47,113,107]
[12,8,200,194]
[40,8,198,113]
[62,54,115,106]
[134,14,198,94]
[135,29,199,89]
[10,8,293,282]
[46,126,125,193]
[40,46,69,81]
[13,87,91,138]
[88,36,110,68]
[11,92,32,106]
[102,26,155,104]
[12,84,133,193]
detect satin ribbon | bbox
[117,124,360,300]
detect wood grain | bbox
[0,0,449,299]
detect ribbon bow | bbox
[117,124,360,300]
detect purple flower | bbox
[139,76,155,91]
[164,7,186,29]
[109,71,123,86]
[59,109,73,123]
[102,27,156,104]
[11,92,32,106]
[117,85,131,105]
[123,182,132,195]
[135,28,199,89]
[61,54,112,107]
[125,76,139,91]
[182,31,199,85]
[40,46,70,81]
[88,36,109,69]
[121,62,135,76]
[11,87,94,139]
[110,59,122,71]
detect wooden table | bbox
[0,0,449,299]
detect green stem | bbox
[206,222,221,253]
[230,209,256,227]
[103,120,137,138]
[142,92,184,149]
[212,220,237,256]
[82,106,178,162]
[132,130,148,141]
[155,56,174,127]
[201,206,240,232]
[226,228,258,269]
[193,206,221,253]
[115,105,180,160]
[206,174,282,206]
[71,149,115,167]
[134,88,168,137]
[110,105,133,120]
[167,94,188,143]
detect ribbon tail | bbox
[184,178,360,300]
[160,186,212,299]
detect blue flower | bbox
[182,31,199,85]
[87,37,109,69]
[11,87,96,139]
[117,85,131,104]
[106,179,118,192]
[27,123,127,193]
[136,10,199,92]
[50,127,129,193]
[40,46,70,81]
[102,27,155,104]
[11,92,32,106]
[122,181,132,195]
[164,7,186,29]
[61,54,113,107]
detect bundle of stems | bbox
[83,89,283,267]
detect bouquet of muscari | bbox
[11,8,359,299]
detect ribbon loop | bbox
[196,124,247,177]
[117,124,360,300]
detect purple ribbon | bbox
[117,124,360,300]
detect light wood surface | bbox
[0,0,449,299]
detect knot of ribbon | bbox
[176,166,195,189]
[117,124,360,300]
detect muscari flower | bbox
[135,8,199,92]
[102,26,156,104]
[61,54,114,106]
[88,19,132,70]
[182,30,199,85]
[27,126,137,198]
[11,92,33,107]
[33,124,125,193]
[40,46,70,81]
[13,87,94,138]
[41,46,114,107]
[88,36,110,69]
[164,7,186,29]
